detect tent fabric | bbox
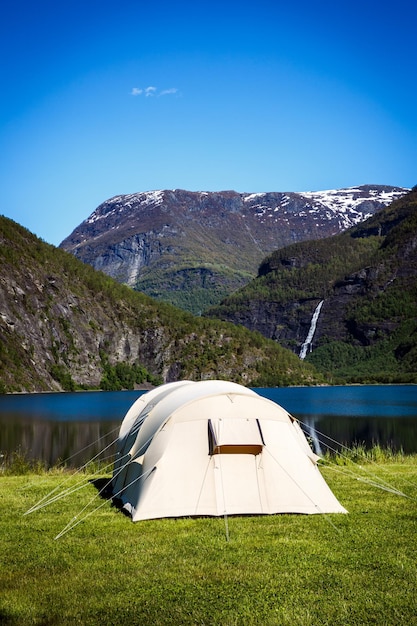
[111,380,347,521]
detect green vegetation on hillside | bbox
[0,215,322,392]
[135,263,253,314]
[99,354,163,390]
[213,234,382,309]
[309,194,417,382]
[207,189,417,383]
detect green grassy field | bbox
[1,458,416,625]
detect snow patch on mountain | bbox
[243,193,267,202]
[86,190,165,225]
[242,186,408,228]
[300,186,406,211]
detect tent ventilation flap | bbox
[208,418,264,456]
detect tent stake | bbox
[224,511,230,542]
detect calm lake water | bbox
[1,385,416,467]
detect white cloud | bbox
[130,86,179,97]
[159,88,178,96]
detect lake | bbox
[1,385,416,467]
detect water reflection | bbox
[300,414,417,454]
[1,386,417,467]
[0,390,142,468]
[302,417,323,455]
[0,417,121,467]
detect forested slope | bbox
[0,216,321,392]
[207,188,417,383]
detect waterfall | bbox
[299,300,324,360]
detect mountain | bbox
[60,185,407,314]
[206,188,417,383]
[0,216,321,393]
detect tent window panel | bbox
[208,418,264,456]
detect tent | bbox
[111,380,347,521]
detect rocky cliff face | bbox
[0,217,320,392]
[214,267,389,351]
[206,189,417,380]
[209,262,401,355]
[60,186,408,313]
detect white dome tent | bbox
[111,381,347,521]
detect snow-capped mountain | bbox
[60,185,408,314]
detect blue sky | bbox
[1,0,416,246]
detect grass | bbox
[1,456,416,625]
